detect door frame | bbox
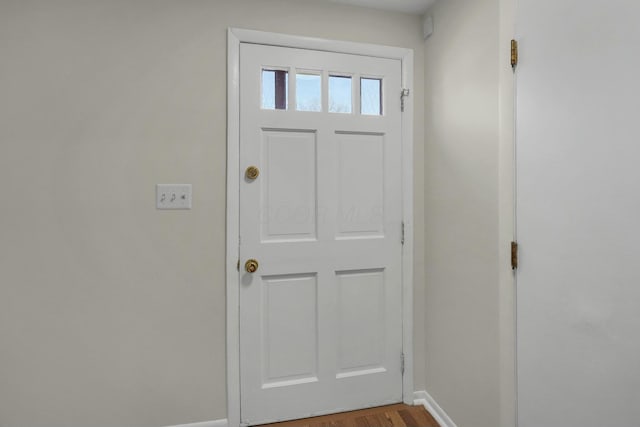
[226,28,414,427]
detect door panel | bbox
[336,268,386,377]
[336,133,385,237]
[262,274,318,387]
[240,43,403,425]
[516,1,640,426]
[261,130,317,241]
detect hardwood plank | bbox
[418,408,440,427]
[397,409,419,427]
[368,414,394,427]
[259,404,407,427]
[383,410,408,427]
[257,404,439,427]
[424,412,439,426]
[353,416,370,427]
[406,405,439,427]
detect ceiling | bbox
[329,0,436,14]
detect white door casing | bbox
[516,1,640,426]
[239,43,404,425]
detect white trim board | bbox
[165,419,228,427]
[227,27,415,427]
[413,391,457,427]
[229,28,413,60]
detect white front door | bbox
[516,1,640,425]
[239,43,404,425]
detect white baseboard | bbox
[414,390,457,427]
[166,419,227,427]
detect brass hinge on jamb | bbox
[511,39,519,69]
[511,241,519,270]
[401,89,410,112]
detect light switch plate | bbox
[156,184,192,210]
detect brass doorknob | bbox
[245,166,260,180]
[245,259,259,273]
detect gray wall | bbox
[0,1,425,426]
[423,0,508,426]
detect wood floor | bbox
[257,404,440,427]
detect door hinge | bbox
[401,88,410,112]
[401,353,405,374]
[401,222,405,245]
[237,259,240,272]
[511,39,518,69]
[511,241,518,270]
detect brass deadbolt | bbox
[245,259,259,273]
[245,166,260,180]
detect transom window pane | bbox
[361,78,382,116]
[262,69,288,110]
[329,75,352,114]
[296,73,322,112]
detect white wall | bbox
[423,0,514,426]
[0,1,425,426]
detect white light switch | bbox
[156,184,192,210]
